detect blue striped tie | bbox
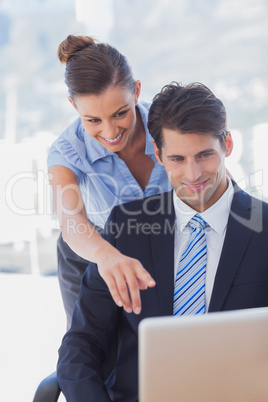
[174,214,207,316]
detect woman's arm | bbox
[48,165,155,314]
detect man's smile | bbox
[183,179,210,192]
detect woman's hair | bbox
[57,35,136,98]
[148,82,228,155]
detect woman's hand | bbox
[96,242,156,315]
[48,166,155,314]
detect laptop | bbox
[139,307,268,402]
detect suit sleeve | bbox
[57,208,120,402]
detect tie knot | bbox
[189,214,207,231]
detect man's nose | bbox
[185,160,201,182]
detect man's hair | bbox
[148,82,228,156]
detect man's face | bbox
[154,129,233,212]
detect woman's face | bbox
[70,82,141,153]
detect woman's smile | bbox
[99,129,126,145]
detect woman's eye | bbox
[88,118,100,123]
[115,110,127,118]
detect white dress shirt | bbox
[173,178,234,312]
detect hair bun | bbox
[57,35,97,64]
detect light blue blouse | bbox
[47,101,172,229]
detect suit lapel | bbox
[150,191,175,316]
[209,185,260,312]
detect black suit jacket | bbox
[57,184,268,401]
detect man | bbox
[57,82,268,401]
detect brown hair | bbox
[57,35,136,98]
[148,82,228,156]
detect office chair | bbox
[33,371,61,402]
[33,334,117,401]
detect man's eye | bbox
[171,157,184,162]
[200,153,213,158]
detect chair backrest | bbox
[32,371,60,402]
[33,335,117,402]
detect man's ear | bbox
[225,131,233,157]
[153,141,163,165]
[68,96,77,111]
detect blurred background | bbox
[0,0,267,401]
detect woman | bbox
[48,35,171,328]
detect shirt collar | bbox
[82,102,154,164]
[139,102,155,157]
[173,177,234,235]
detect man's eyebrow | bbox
[166,148,215,159]
[166,154,184,159]
[195,148,215,156]
[83,104,129,118]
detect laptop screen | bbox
[139,308,268,402]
